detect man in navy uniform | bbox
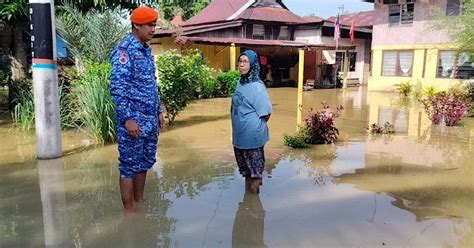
[110,6,164,213]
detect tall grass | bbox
[74,62,115,144]
[12,88,35,131]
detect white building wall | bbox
[294,29,322,44]
[321,37,367,83]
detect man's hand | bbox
[158,112,165,130]
[125,119,141,138]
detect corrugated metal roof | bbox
[183,0,249,27]
[236,7,307,23]
[303,16,325,23]
[154,21,243,37]
[174,36,355,50]
[326,11,374,27]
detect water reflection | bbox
[232,193,266,248]
[1,87,473,247]
[38,158,68,247]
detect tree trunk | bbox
[0,21,30,109]
[10,23,28,82]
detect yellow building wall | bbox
[151,37,234,74]
[151,37,180,55]
[368,44,465,92]
[190,44,232,73]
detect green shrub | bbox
[424,86,437,97]
[73,62,115,144]
[199,66,219,99]
[216,70,240,96]
[157,49,209,124]
[201,76,219,98]
[283,133,309,148]
[394,80,412,97]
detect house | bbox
[366,0,473,91]
[152,0,364,88]
[295,11,374,86]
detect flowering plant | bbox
[303,102,344,144]
[421,86,470,126]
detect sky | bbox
[283,0,374,18]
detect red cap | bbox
[130,6,158,24]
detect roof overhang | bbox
[154,21,244,38]
[173,36,356,50]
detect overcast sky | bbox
[283,0,374,18]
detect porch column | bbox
[230,43,236,70]
[343,49,349,89]
[297,49,305,129]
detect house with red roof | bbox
[295,11,374,86]
[152,0,373,87]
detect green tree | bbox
[56,4,130,72]
[0,0,30,107]
[433,0,474,53]
[155,0,211,20]
[0,0,150,108]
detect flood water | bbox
[1,87,473,247]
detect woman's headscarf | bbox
[239,50,261,85]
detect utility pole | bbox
[30,0,62,159]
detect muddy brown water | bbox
[1,87,473,247]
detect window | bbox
[389,3,414,26]
[279,26,290,40]
[382,50,414,77]
[336,52,357,72]
[252,24,264,39]
[438,51,474,79]
[446,0,461,16]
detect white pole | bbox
[30,0,62,159]
[38,158,68,247]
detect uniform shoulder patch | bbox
[118,51,129,65]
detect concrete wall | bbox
[368,0,464,91]
[294,28,322,44]
[369,44,463,91]
[372,0,452,46]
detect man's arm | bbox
[110,49,140,138]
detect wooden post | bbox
[230,43,236,71]
[343,49,349,89]
[297,49,305,130]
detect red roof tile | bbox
[236,7,307,24]
[183,0,249,27]
[326,11,374,27]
